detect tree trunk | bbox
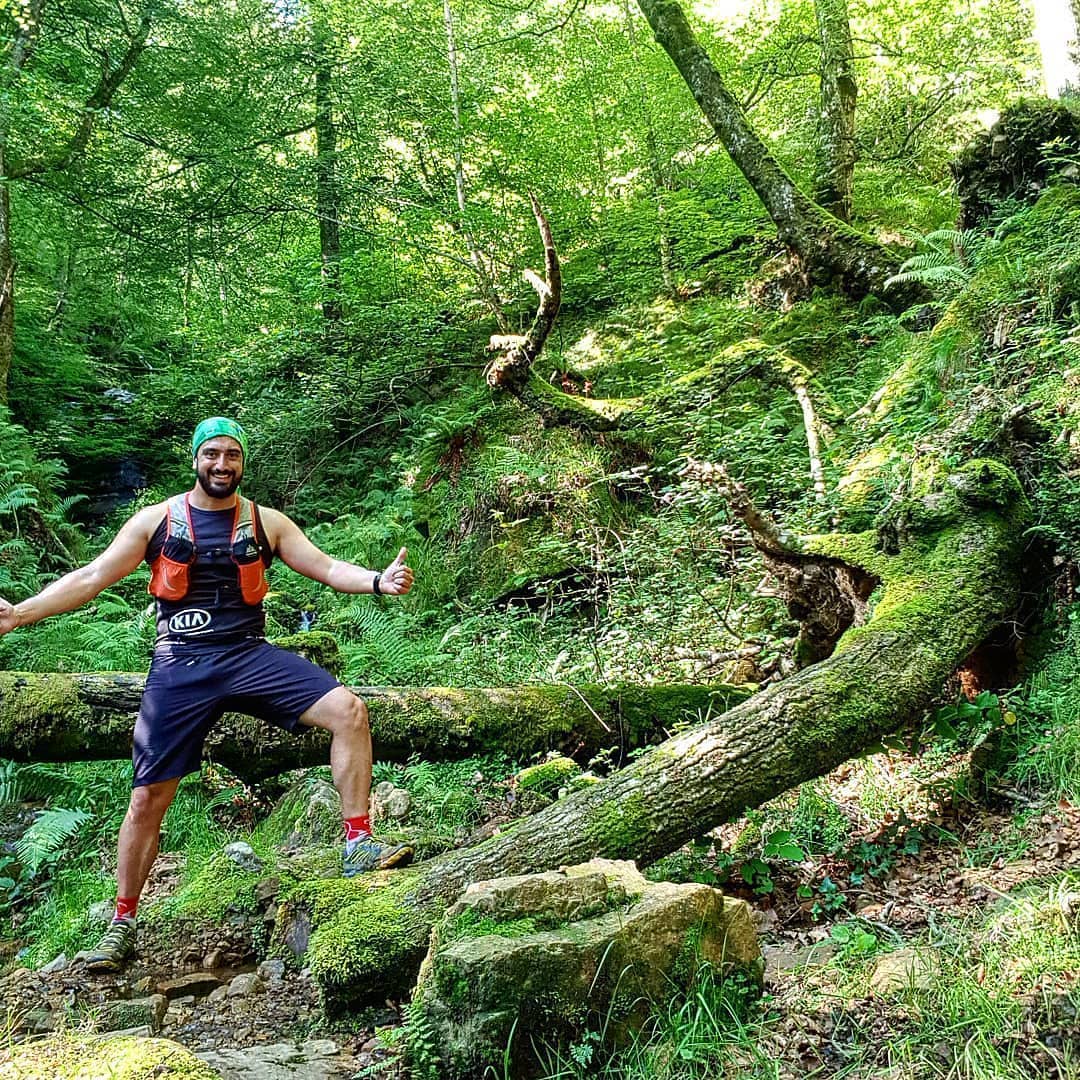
[0,676,746,784]
[443,0,509,332]
[313,22,344,330]
[1032,0,1080,97]
[277,460,1026,1011]
[813,0,857,222]
[0,163,12,404]
[635,0,918,304]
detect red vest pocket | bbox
[237,558,269,605]
[148,556,191,601]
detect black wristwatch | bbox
[372,573,383,596]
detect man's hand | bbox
[379,547,414,596]
[0,598,20,636]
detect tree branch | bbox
[6,2,153,180]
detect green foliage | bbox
[845,812,924,886]
[738,830,806,895]
[529,962,767,1080]
[14,807,91,877]
[884,229,975,296]
[930,690,1001,742]
[370,755,515,850]
[1004,606,1080,800]
[829,921,880,960]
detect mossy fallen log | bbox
[0,677,749,782]
[275,460,1028,1014]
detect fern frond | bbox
[0,483,40,515]
[922,228,969,255]
[0,761,27,807]
[15,807,91,874]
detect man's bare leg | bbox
[300,686,411,873]
[117,778,182,899]
[299,685,372,817]
[87,777,180,972]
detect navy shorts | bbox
[133,639,342,787]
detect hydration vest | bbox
[148,493,269,605]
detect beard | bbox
[196,465,242,499]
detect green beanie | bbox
[192,417,248,460]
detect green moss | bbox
[443,908,541,943]
[269,631,344,679]
[516,756,580,796]
[366,684,749,765]
[0,672,93,751]
[803,530,886,576]
[278,869,437,1016]
[1,1033,220,1079]
[153,851,260,927]
[670,925,700,985]
[585,792,652,857]
[946,459,1026,517]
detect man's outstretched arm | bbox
[263,509,414,596]
[0,503,163,635]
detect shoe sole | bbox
[86,955,132,973]
[378,847,414,870]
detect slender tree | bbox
[634,0,917,303]
[443,0,509,331]
[313,17,344,331]
[813,0,857,221]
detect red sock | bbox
[344,814,371,841]
[115,896,139,921]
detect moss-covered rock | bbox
[264,775,341,852]
[0,1033,221,1079]
[273,868,435,1017]
[407,858,759,1079]
[952,98,1080,229]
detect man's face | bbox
[194,436,244,499]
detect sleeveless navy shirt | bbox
[146,503,273,646]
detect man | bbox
[0,417,414,972]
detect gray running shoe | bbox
[343,837,414,877]
[85,917,136,972]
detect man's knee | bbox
[337,694,369,740]
[127,781,177,825]
[300,686,370,738]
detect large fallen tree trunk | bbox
[276,460,1027,1012]
[0,677,747,782]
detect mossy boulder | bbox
[951,98,1080,229]
[273,869,434,1017]
[265,775,342,853]
[407,858,759,1079]
[0,1033,221,1079]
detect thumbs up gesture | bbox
[378,547,414,596]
